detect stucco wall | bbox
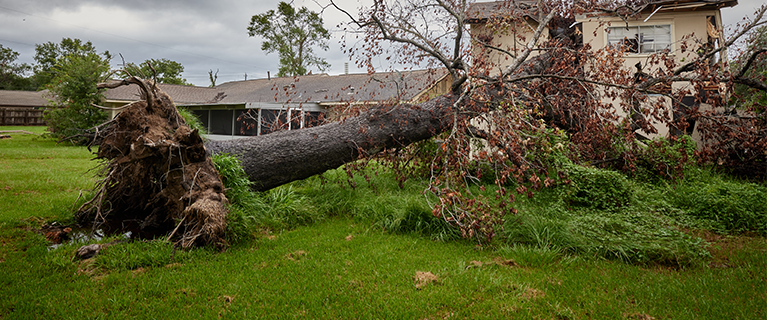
[576,9,724,141]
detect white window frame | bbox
[607,24,673,55]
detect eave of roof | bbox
[577,0,738,20]
[466,0,544,24]
[0,90,49,107]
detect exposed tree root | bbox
[76,77,228,249]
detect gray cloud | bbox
[0,0,366,85]
[0,1,762,86]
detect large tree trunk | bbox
[206,95,458,191]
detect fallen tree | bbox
[77,1,767,247]
[205,94,458,192]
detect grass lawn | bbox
[1,126,765,319]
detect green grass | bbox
[0,126,96,222]
[1,126,766,319]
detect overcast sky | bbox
[0,0,763,87]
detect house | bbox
[0,90,48,125]
[466,0,550,75]
[575,0,738,139]
[103,69,452,140]
[468,0,737,141]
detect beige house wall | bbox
[577,9,725,141]
[470,18,547,76]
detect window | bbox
[191,110,209,130]
[260,109,288,135]
[608,25,671,54]
[209,110,233,135]
[235,110,258,136]
[304,111,326,128]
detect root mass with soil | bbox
[77,77,228,249]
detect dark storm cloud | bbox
[0,0,365,86]
[0,1,762,86]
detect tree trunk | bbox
[206,94,458,191]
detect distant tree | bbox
[33,38,108,89]
[43,51,110,144]
[125,58,192,85]
[208,68,219,87]
[0,44,34,91]
[247,1,331,77]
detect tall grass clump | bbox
[211,153,321,243]
[177,107,207,135]
[297,165,461,241]
[502,160,711,266]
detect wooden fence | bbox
[0,108,46,126]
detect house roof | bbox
[212,69,447,105]
[0,90,49,108]
[466,0,543,24]
[105,69,448,107]
[103,82,224,105]
[639,0,737,13]
[577,0,738,19]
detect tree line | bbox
[0,39,192,92]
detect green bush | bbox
[635,135,697,181]
[43,52,110,145]
[561,164,633,209]
[669,170,767,235]
[212,153,320,243]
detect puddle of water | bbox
[47,227,132,250]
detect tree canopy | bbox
[124,58,192,86]
[33,38,109,89]
[43,49,111,144]
[247,1,331,77]
[0,44,33,91]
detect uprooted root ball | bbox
[76,77,228,249]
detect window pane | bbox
[209,110,233,135]
[235,109,258,136]
[304,111,326,128]
[289,109,302,130]
[608,26,639,53]
[260,109,288,135]
[191,110,209,131]
[640,25,671,53]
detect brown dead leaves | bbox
[414,271,439,289]
[284,250,307,261]
[467,257,519,269]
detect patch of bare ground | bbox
[414,271,439,289]
[520,287,544,301]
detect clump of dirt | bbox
[76,77,228,249]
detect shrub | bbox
[669,170,767,235]
[43,52,110,144]
[635,135,697,181]
[561,164,633,210]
